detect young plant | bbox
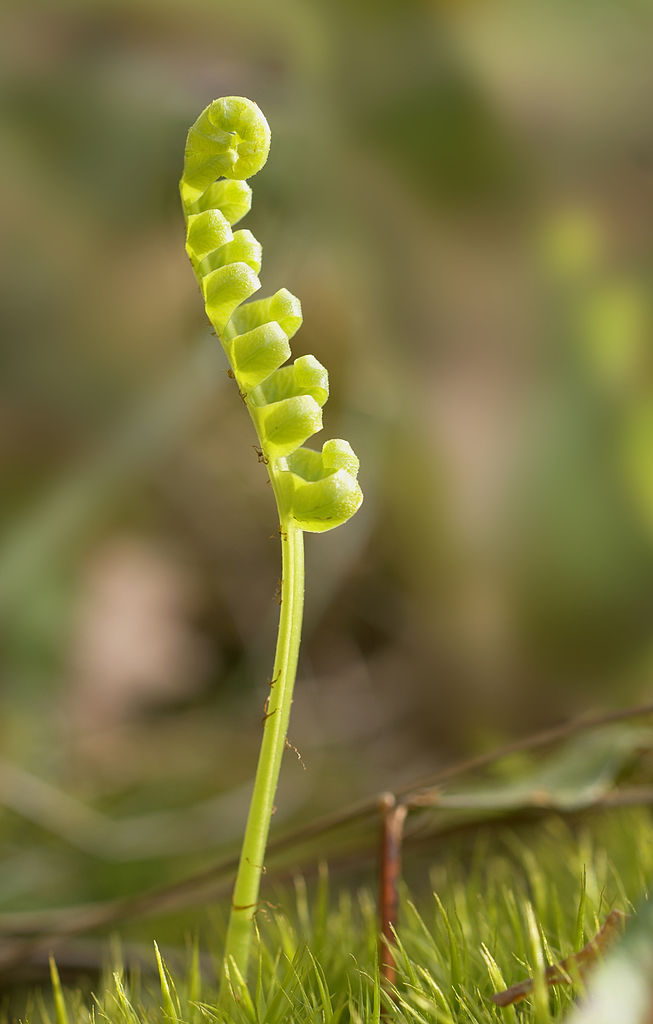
[179,97,363,983]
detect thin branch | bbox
[490,909,629,1006]
[398,700,653,797]
[378,794,407,990]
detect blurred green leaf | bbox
[419,725,653,814]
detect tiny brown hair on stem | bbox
[285,737,306,770]
[245,859,266,872]
[231,898,278,915]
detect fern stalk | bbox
[224,522,304,973]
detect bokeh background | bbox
[1,0,653,918]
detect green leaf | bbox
[226,287,302,342]
[255,354,329,407]
[201,229,262,276]
[190,178,252,223]
[185,208,233,265]
[230,322,291,389]
[201,262,260,335]
[254,395,324,458]
[281,439,363,532]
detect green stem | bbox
[221,519,305,984]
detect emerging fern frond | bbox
[180,95,362,532]
[179,96,362,986]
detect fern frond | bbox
[180,96,362,533]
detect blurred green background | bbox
[1,0,653,917]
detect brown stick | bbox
[378,793,407,989]
[490,909,629,1007]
